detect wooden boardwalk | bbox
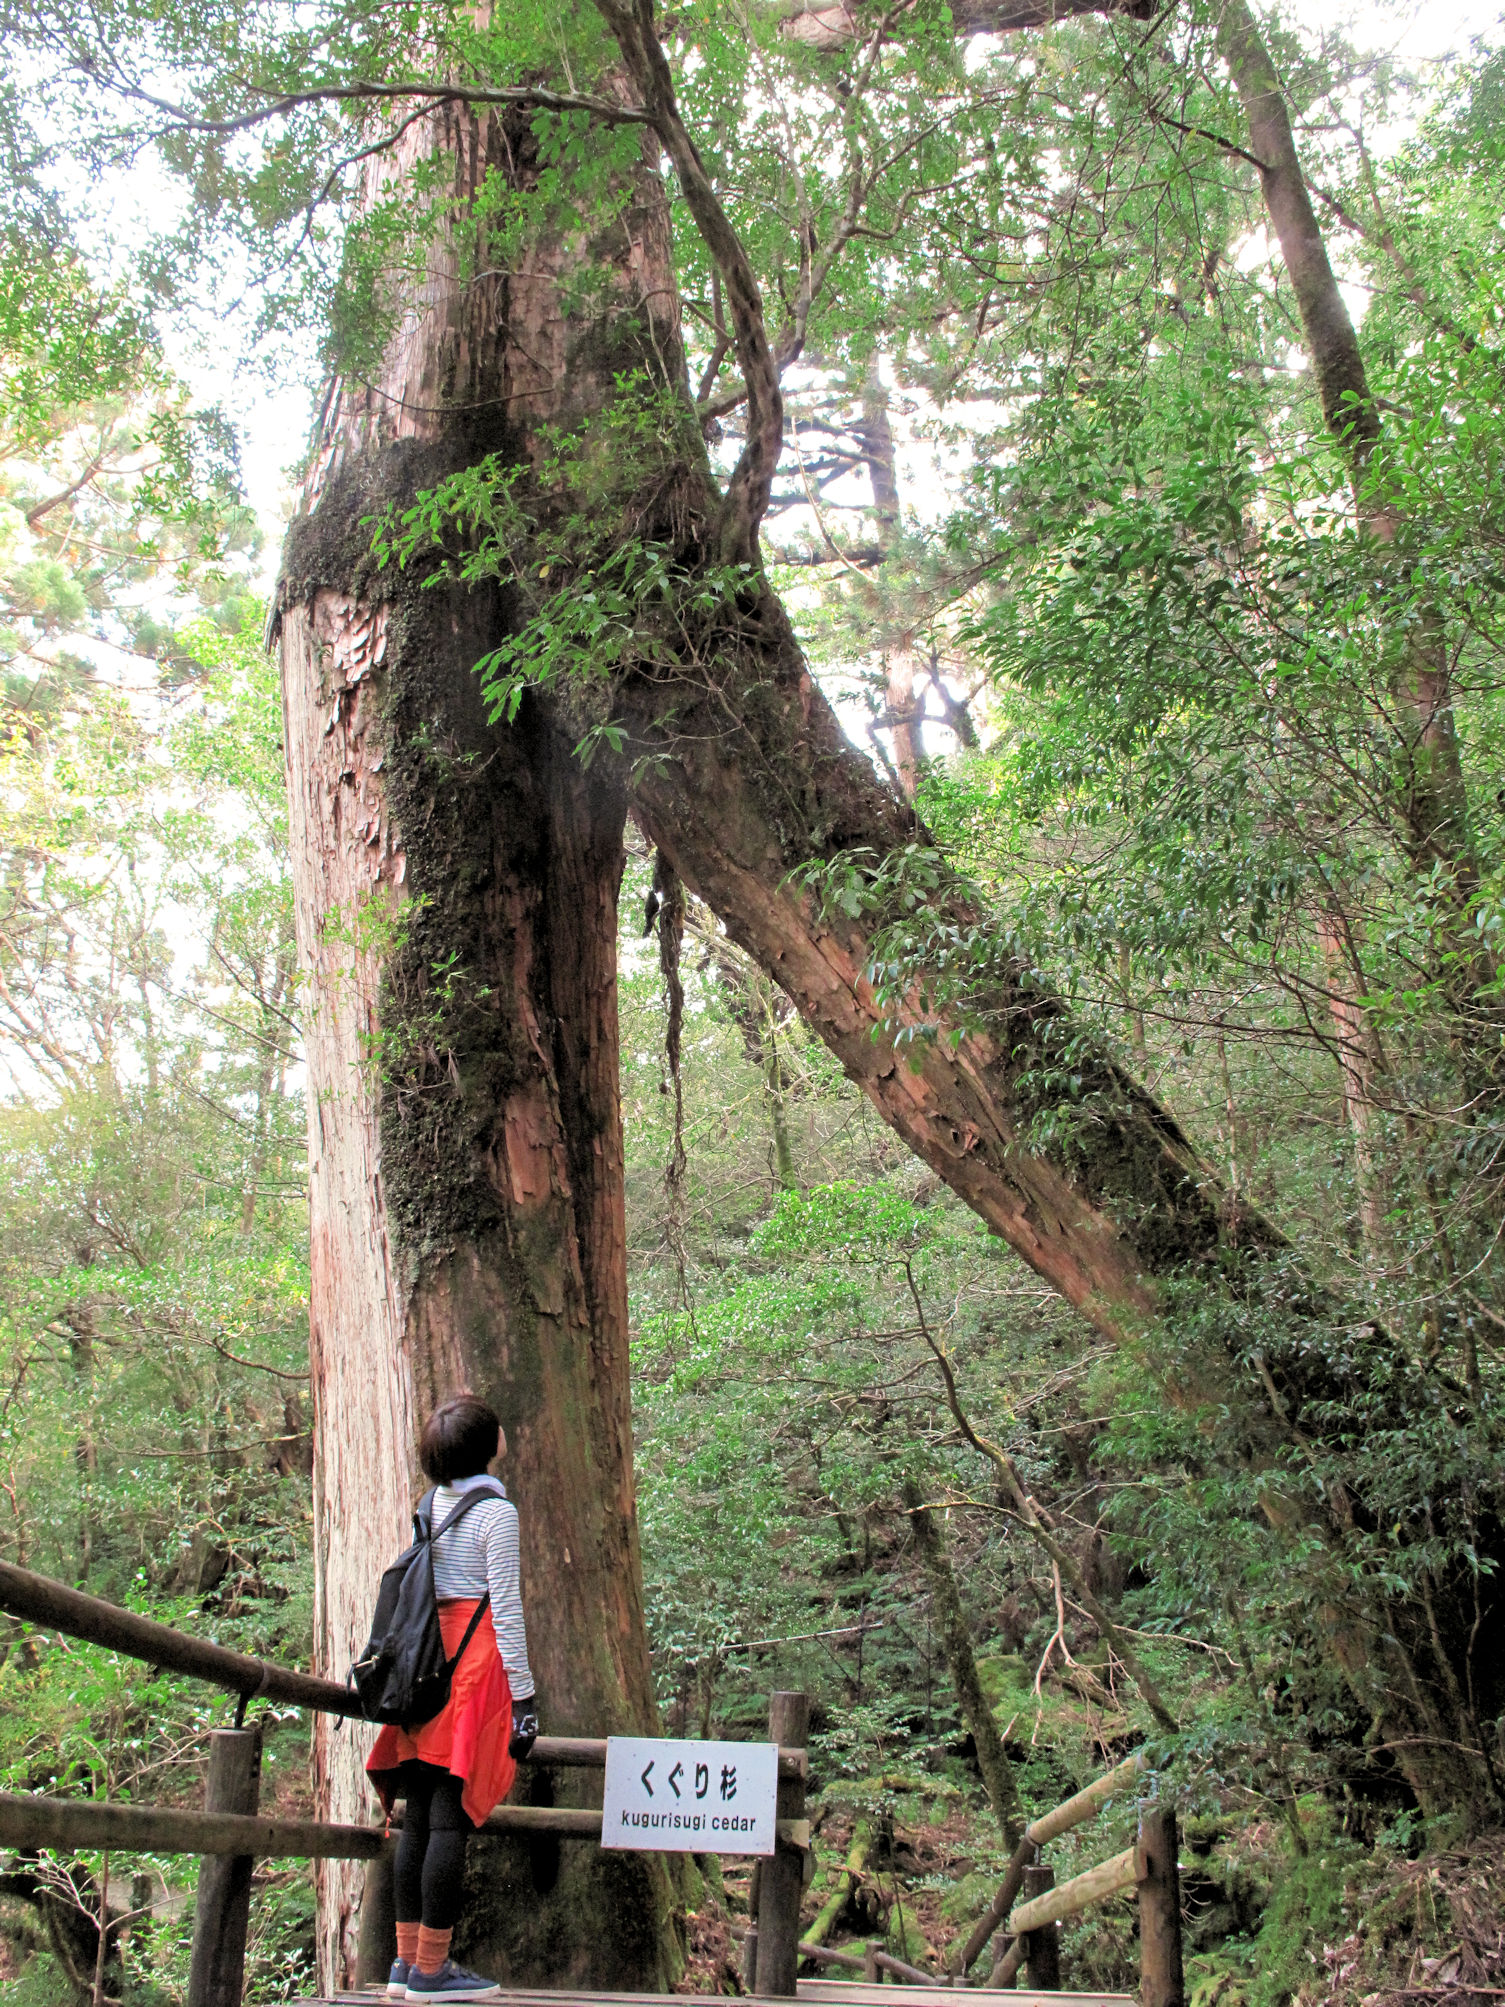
[299,1986,1134,2006]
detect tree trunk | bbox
[65,1305,97,1585]
[1117,942,1146,1055]
[276,96,683,1990]
[902,1481,1023,1843]
[1314,908,1388,1261]
[804,1817,874,1948]
[624,592,1257,1334]
[857,367,923,797]
[698,927,801,1190]
[535,0,1495,1772]
[1213,0,1484,917]
[275,10,1497,1859]
[884,645,922,799]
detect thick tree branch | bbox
[1145,102,1268,173]
[771,0,1157,50]
[594,0,785,559]
[73,65,653,140]
[25,453,110,528]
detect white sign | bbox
[601,1735,779,1854]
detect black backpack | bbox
[350,1482,507,1726]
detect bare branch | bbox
[771,0,1157,51]
[73,63,653,140]
[901,1259,1180,1733]
[594,0,785,558]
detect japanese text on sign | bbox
[601,1736,778,1855]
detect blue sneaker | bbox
[386,1959,411,1999]
[404,1961,501,2002]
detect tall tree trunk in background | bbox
[1214,0,1486,969]
[1117,942,1147,1055]
[240,942,292,1233]
[1315,909,1389,1262]
[884,645,922,798]
[902,1480,1023,1843]
[858,368,923,796]
[65,1306,96,1584]
[698,927,801,1190]
[275,99,680,1991]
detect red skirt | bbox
[366,1599,517,1828]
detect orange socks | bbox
[395,1923,420,1966]
[415,1926,453,1976]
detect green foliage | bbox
[0,330,309,1997]
[4,0,1505,1994]
[1,258,257,733]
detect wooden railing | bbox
[0,1560,810,2005]
[948,1748,1184,2003]
[0,1557,1182,2001]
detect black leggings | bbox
[393,1760,475,1931]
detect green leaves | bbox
[750,1180,951,1261]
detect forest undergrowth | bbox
[0,712,1502,2000]
[616,930,1505,2007]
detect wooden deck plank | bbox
[295,1987,1132,2006]
[799,1988,1130,2006]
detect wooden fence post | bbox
[1137,1807,1185,2007]
[743,1862,762,1992]
[987,1934,1023,1988]
[754,1691,809,1998]
[1021,1861,1061,1990]
[353,1840,398,1987]
[187,1726,261,2007]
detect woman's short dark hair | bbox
[419,1395,502,1484]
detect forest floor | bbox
[1310,1831,1505,2007]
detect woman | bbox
[367,1394,538,2003]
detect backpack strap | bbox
[427,1480,507,1546]
[444,1591,493,1674]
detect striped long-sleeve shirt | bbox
[429,1474,535,1700]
